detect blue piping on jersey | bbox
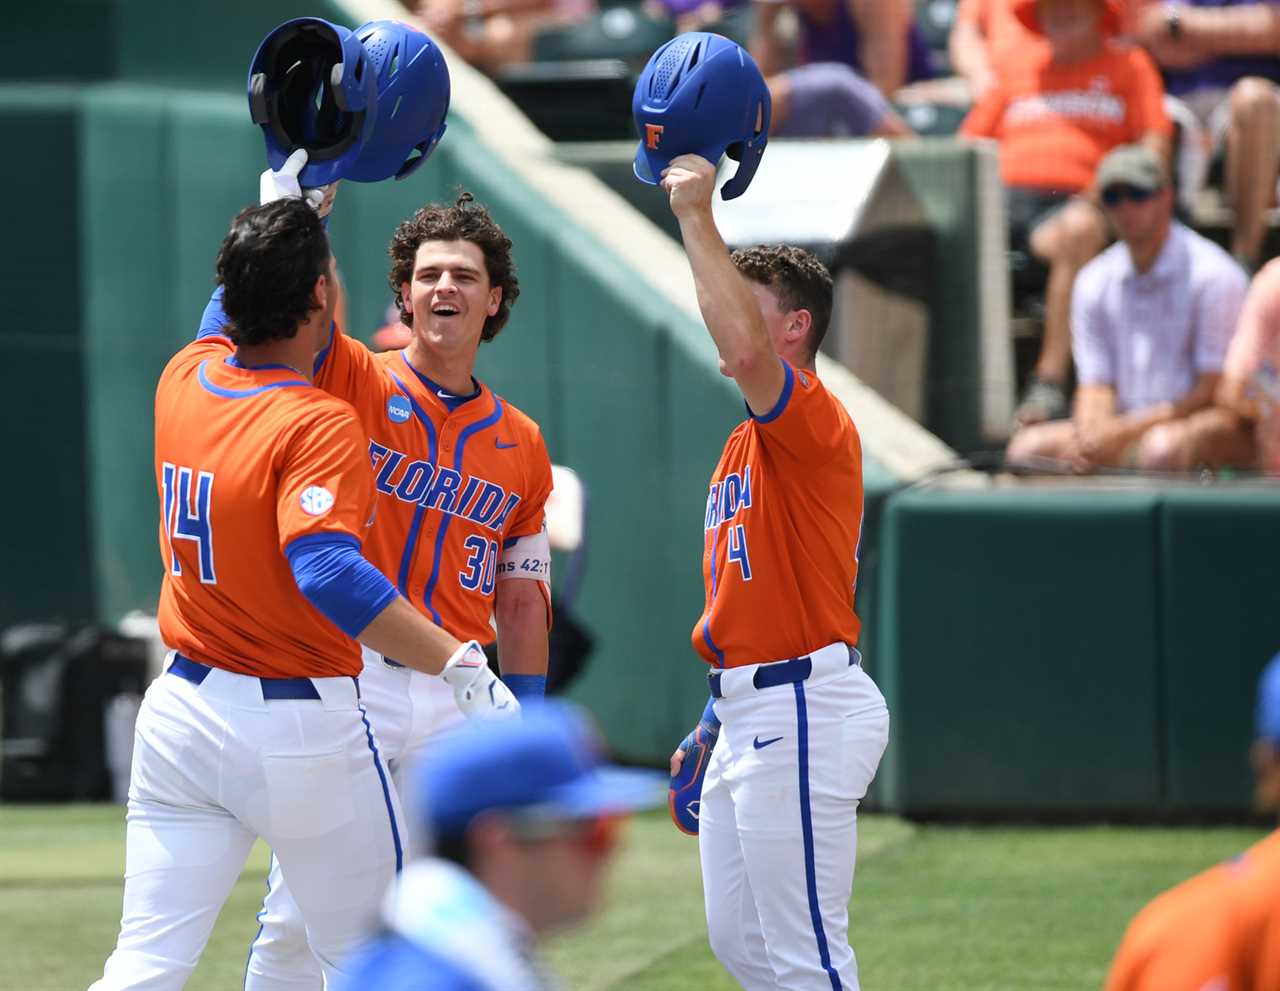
[795,682,842,991]
[750,359,795,424]
[421,396,505,622]
[224,355,297,372]
[400,351,481,408]
[313,323,336,376]
[702,524,728,667]
[386,370,439,619]
[196,360,310,398]
[360,702,404,874]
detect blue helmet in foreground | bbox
[343,20,451,183]
[632,32,771,201]
[248,18,378,187]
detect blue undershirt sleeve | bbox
[197,286,230,340]
[286,534,400,639]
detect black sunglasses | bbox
[1101,184,1158,207]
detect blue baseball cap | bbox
[419,701,664,836]
[1257,652,1280,746]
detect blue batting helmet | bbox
[343,20,451,183]
[247,18,378,187]
[632,32,771,201]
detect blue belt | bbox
[708,648,859,699]
[169,654,322,701]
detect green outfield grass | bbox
[0,805,1265,990]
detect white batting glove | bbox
[259,148,338,219]
[440,640,521,721]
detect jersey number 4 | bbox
[162,463,217,584]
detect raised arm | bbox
[662,154,786,415]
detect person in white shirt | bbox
[1006,143,1256,472]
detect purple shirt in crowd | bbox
[1161,0,1280,96]
[1072,221,1248,412]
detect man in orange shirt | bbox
[961,0,1171,426]
[90,199,518,991]
[662,150,890,989]
[1103,652,1280,991]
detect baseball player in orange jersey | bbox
[1104,652,1280,991]
[663,153,890,991]
[90,199,519,991]
[197,153,554,990]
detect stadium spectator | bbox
[1102,652,1280,991]
[333,701,660,991]
[948,0,1048,99]
[1129,0,1280,271]
[748,0,935,99]
[1006,143,1253,471]
[961,0,1172,425]
[1218,256,1280,470]
[418,0,596,74]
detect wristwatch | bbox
[1165,2,1183,40]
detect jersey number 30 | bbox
[162,463,217,584]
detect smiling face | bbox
[400,239,502,360]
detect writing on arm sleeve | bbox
[276,403,378,553]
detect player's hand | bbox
[668,706,719,835]
[661,154,717,220]
[259,148,339,220]
[440,640,521,721]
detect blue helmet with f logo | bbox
[632,32,771,201]
[342,20,451,183]
[248,18,378,187]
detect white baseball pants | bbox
[243,648,464,991]
[699,643,890,991]
[90,656,403,991]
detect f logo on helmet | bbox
[645,124,665,150]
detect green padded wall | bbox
[1160,489,1280,811]
[877,487,1165,815]
[0,87,95,628]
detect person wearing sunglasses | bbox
[332,700,662,991]
[1007,142,1257,472]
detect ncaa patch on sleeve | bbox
[300,486,336,516]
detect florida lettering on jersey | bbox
[693,361,863,668]
[369,441,521,532]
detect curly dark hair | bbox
[215,199,331,347]
[731,244,834,361]
[387,192,520,343]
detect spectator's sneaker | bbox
[1015,376,1069,427]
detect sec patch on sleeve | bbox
[300,485,336,516]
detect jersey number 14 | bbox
[162,463,217,584]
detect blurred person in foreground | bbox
[1218,257,1280,471]
[1007,143,1253,471]
[1103,652,1280,991]
[333,700,662,991]
[961,0,1171,426]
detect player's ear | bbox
[488,286,501,317]
[786,309,812,346]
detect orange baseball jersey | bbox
[691,361,862,667]
[1225,829,1280,991]
[312,325,553,642]
[1103,858,1237,991]
[155,340,377,679]
[960,41,1170,193]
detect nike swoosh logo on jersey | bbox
[753,735,784,750]
[495,439,518,449]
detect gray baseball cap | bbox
[1096,144,1166,194]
